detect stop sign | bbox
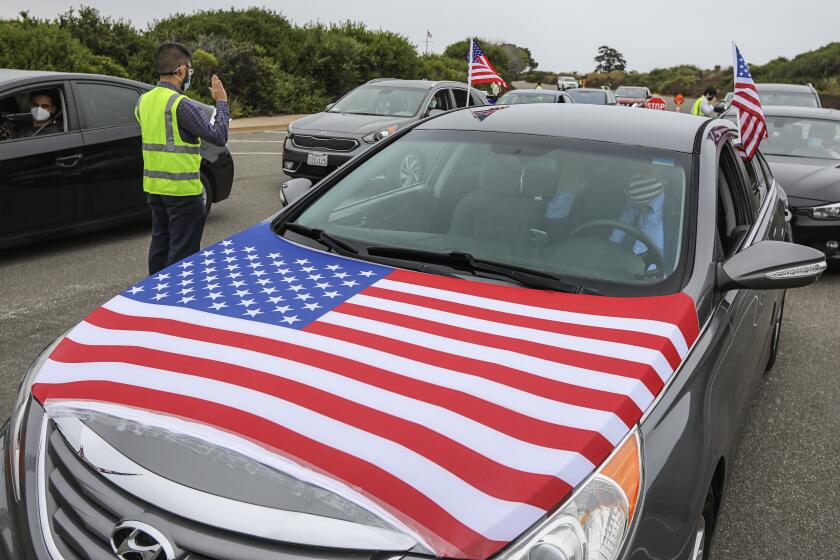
[645,96,668,110]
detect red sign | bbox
[645,96,668,110]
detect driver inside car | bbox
[16,90,62,138]
[803,122,840,158]
[544,161,665,259]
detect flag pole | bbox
[731,41,742,146]
[466,38,473,107]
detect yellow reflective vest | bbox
[135,86,202,196]
[691,96,707,117]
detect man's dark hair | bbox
[155,42,191,75]
[29,89,58,108]
[703,87,718,97]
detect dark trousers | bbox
[146,193,206,275]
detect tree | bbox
[594,45,626,73]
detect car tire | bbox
[201,173,214,216]
[765,292,786,371]
[691,490,716,560]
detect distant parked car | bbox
[556,76,579,90]
[0,69,234,249]
[282,79,487,183]
[497,89,574,105]
[565,87,618,106]
[756,83,821,108]
[614,86,652,107]
[724,105,840,262]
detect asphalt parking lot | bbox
[1,130,838,559]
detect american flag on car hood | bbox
[33,222,699,559]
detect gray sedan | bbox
[1,104,825,560]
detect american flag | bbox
[469,40,507,88]
[731,43,768,160]
[33,223,699,559]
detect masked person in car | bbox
[17,90,62,138]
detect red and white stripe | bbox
[34,268,698,559]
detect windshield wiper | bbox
[283,222,359,255]
[366,246,586,293]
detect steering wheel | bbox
[568,219,665,275]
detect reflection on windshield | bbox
[293,130,690,293]
[566,90,606,104]
[759,92,819,108]
[763,117,840,159]
[498,93,557,105]
[329,86,426,117]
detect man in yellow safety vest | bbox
[691,87,718,117]
[135,42,230,275]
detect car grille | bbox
[291,135,359,152]
[41,422,388,560]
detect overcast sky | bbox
[2,0,837,72]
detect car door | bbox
[0,80,88,243]
[73,80,145,220]
[424,88,453,116]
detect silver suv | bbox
[282,79,487,182]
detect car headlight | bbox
[362,125,398,144]
[804,202,840,220]
[10,333,65,501]
[496,431,641,560]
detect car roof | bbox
[761,105,840,119]
[0,68,151,90]
[571,88,608,93]
[364,79,470,90]
[415,103,708,152]
[756,83,815,93]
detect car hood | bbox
[32,222,700,560]
[291,112,414,135]
[765,154,840,205]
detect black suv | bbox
[0,69,235,249]
[282,79,487,183]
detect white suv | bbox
[556,76,579,90]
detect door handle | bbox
[55,153,83,168]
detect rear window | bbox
[758,91,819,108]
[498,93,558,105]
[566,90,607,104]
[615,87,647,97]
[76,82,140,129]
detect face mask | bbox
[181,67,194,91]
[807,136,823,148]
[31,107,51,122]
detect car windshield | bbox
[761,116,840,159]
[286,129,691,294]
[615,87,646,97]
[566,90,606,104]
[498,93,558,104]
[758,91,819,108]
[329,86,427,117]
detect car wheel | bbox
[691,490,716,560]
[200,173,213,216]
[399,153,423,187]
[765,292,786,371]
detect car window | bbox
[758,91,819,108]
[755,152,774,187]
[75,82,140,129]
[428,89,452,112]
[566,89,606,105]
[329,85,426,117]
[762,116,840,160]
[717,140,756,256]
[742,154,768,207]
[497,93,558,105]
[470,91,484,106]
[292,129,692,292]
[615,86,647,97]
[0,85,68,142]
[451,89,468,108]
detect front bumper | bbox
[281,136,369,181]
[791,212,840,260]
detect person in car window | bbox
[17,90,62,138]
[545,165,665,256]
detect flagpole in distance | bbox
[466,38,473,107]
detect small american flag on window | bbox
[469,40,507,88]
[731,43,768,161]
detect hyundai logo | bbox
[110,520,176,560]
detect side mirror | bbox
[280,177,313,207]
[325,103,335,111]
[717,240,826,291]
[425,108,445,118]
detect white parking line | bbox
[264,130,288,135]
[230,152,283,155]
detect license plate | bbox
[307,152,328,167]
